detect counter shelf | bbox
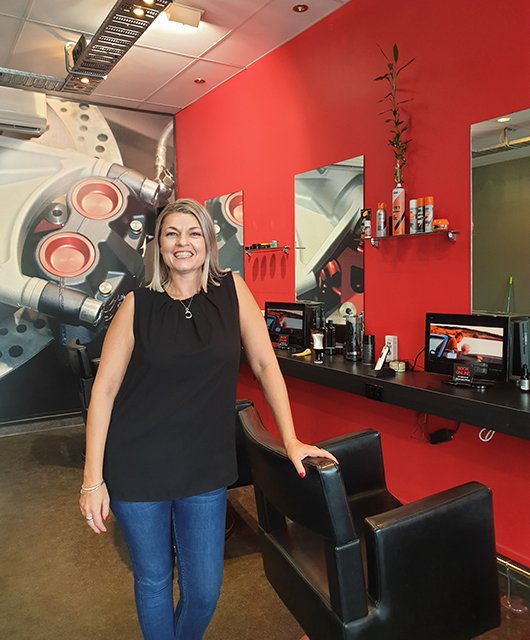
[253,349,530,441]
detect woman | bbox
[79,198,337,640]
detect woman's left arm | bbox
[233,273,338,476]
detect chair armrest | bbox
[365,481,500,637]
[315,430,388,497]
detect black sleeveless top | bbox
[103,272,241,501]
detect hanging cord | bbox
[479,428,496,442]
[409,346,425,371]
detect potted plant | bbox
[374,43,415,185]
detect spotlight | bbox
[132,6,146,17]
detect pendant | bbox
[184,309,193,319]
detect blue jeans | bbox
[111,487,227,640]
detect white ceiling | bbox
[0,0,350,114]
[472,107,530,166]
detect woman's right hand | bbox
[79,483,110,534]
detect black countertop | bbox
[253,349,530,440]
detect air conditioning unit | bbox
[0,86,47,137]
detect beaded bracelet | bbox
[80,479,105,495]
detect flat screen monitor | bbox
[264,301,324,348]
[424,312,510,381]
[265,303,304,345]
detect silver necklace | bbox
[179,295,194,319]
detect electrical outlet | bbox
[365,383,383,401]
[385,335,398,361]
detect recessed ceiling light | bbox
[80,77,90,84]
[497,117,511,123]
[194,78,205,84]
[132,6,146,17]
[143,0,155,4]
[293,4,309,12]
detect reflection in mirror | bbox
[294,156,364,322]
[205,190,244,275]
[471,110,530,314]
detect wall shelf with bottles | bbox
[367,230,459,247]
[244,245,290,257]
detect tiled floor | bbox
[1,421,528,639]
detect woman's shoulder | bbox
[128,286,165,310]
[134,285,164,297]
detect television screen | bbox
[425,313,510,381]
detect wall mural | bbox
[0,96,174,423]
[294,156,364,321]
[205,190,244,275]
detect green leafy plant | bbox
[374,43,415,185]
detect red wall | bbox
[175,0,530,566]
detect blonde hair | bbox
[147,199,224,293]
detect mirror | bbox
[471,109,530,315]
[294,155,364,323]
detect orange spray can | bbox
[391,183,406,235]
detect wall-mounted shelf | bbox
[245,245,290,256]
[368,230,459,247]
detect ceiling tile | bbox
[137,12,229,58]
[136,100,181,115]
[182,0,271,31]
[147,59,243,109]
[87,95,142,110]
[0,16,22,67]
[93,46,193,101]
[8,20,79,76]
[0,0,32,19]
[206,0,348,66]
[26,0,114,34]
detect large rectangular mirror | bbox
[294,156,364,323]
[471,109,530,315]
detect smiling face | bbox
[159,212,207,279]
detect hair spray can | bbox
[416,197,425,232]
[424,196,434,232]
[360,208,372,238]
[409,199,418,234]
[391,184,406,235]
[376,202,387,237]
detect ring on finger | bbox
[85,514,94,521]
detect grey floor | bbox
[1,421,528,639]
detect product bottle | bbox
[360,208,372,238]
[324,320,336,355]
[521,364,530,392]
[391,184,406,235]
[416,197,425,232]
[362,334,375,364]
[424,196,434,233]
[409,199,418,234]
[376,202,387,237]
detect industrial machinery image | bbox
[0,91,174,399]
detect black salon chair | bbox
[223,399,255,538]
[239,405,500,640]
[67,338,100,422]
